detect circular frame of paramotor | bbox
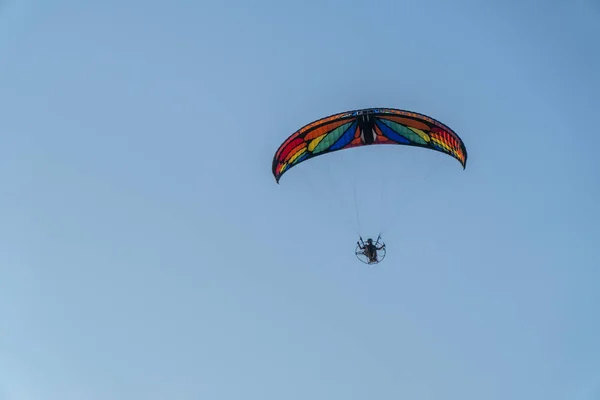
[355,241,386,265]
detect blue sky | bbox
[1,0,599,399]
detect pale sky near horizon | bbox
[1,0,599,399]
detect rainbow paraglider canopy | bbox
[272,107,467,183]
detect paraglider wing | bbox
[272,107,467,183]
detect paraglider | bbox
[356,236,386,265]
[272,107,467,265]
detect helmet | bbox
[367,238,373,243]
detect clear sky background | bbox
[1,0,599,399]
